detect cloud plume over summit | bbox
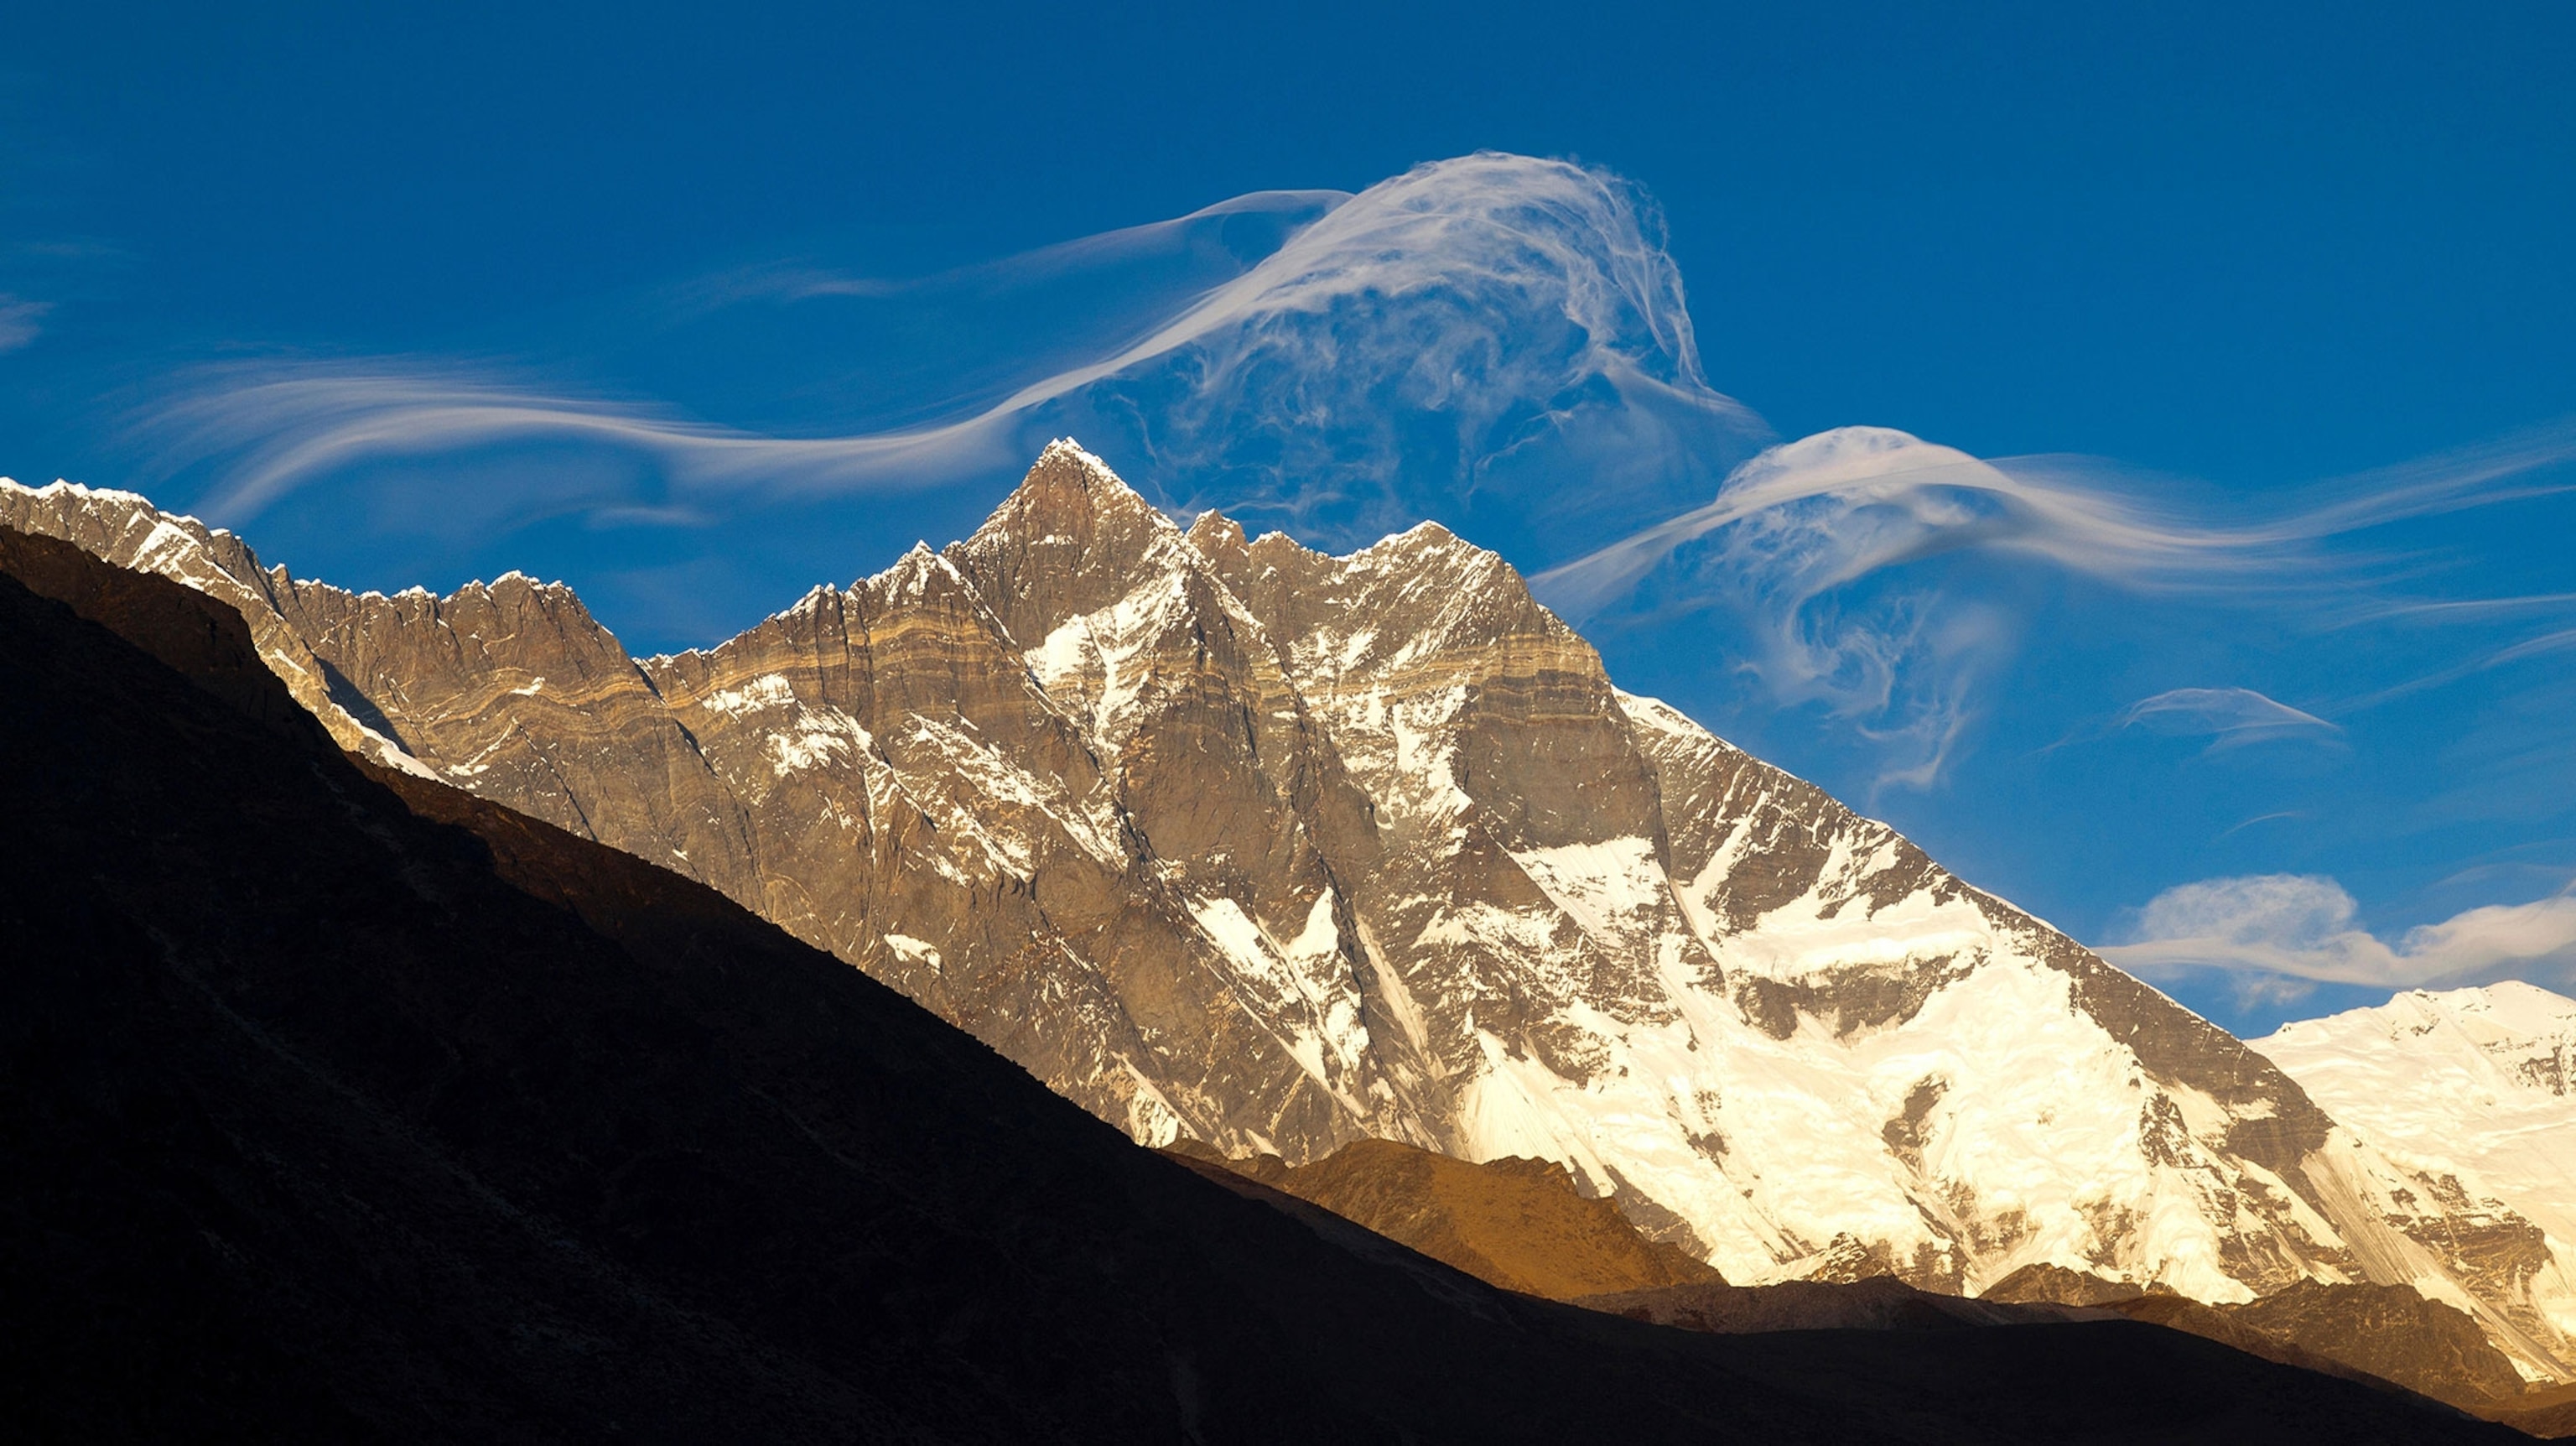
[154,153,1764,567]
[92,153,2576,1024]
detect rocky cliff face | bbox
[10,523,2526,1443]
[1985,1265,2535,1414]
[7,444,2569,1381]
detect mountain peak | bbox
[2265,980,2576,1053]
[24,442,2576,1383]
[1182,508,1255,580]
[990,437,1166,534]
[865,539,971,606]
[9,475,173,516]
[1036,434,1109,469]
[948,442,1202,649]
[1185,507,1247,550]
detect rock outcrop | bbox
[8,444,2571,1383]
[19,520,2540,1443]
[1990,1267,2531,1418]
[1174,1137,1722,1301]
[1581,1275,2102,1335]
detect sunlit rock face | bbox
[9,444,2571,1381]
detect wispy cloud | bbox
[1526,421,2576,788]
[144,153,1764,559]
[660,188,1351,314]
[111,153,2576,802]
[2101,872,2576,989]
[155,367,1031,522]
[2346,590,2576,624]
[2115,687,2340,752]
[1535,429,2063,790]
[1537,423,2576,622]
[2489,627,2576,668]
[2329,616,2576,713]
[0,294,48,352]
[2216,809,2307,840]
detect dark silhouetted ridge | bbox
[0,526,2523,1442]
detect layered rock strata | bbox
[8,445,2570,1382]
[25,525,2268,1444]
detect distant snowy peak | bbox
[2262,982,2576,1099]
[2251,983,2576,1377]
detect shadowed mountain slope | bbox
[0,516,2536,1443]
[1581,1275,2103,1334]
[1987,1264,2545,1424]
[10,445,2576,1379]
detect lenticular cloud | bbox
[1527,418,2576,789]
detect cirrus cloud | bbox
[147,152,1763,567]
[0,294,49,352]
[112,154,2576,802]
[2115,687,2340,752]
[1527,422,2575,789]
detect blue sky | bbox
[6,2,2572,1033]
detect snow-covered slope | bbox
[10,447,2573,1380]
[2255,984,2576,1355]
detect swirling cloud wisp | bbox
[154,153,1764,566]
[1529,422,2576,789]
[0,294,46,352]
[125,153,2576,809]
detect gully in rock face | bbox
[4,444,2573,1389]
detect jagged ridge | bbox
[7,444,2570,1383]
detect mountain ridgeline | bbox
[13,497,2543,1443]
[8,442,2573,1384]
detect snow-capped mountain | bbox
[8,443,2570,1380]
[2254,983,2576,1358]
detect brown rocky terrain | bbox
[1581,1275,2102,1334]
[2236,1282,2530,1409]
[8,445,2573,1382]
[7,523,2543,1442]
[1987,1264,2556,1428]
[1982,1261,2156,1308]
[1171,1136,1722,1300]
[1177,1131,2576,1437]
[2499,1386,2576,1441]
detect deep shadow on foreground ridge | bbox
[0,525,2524,1443]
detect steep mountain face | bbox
[6,445,2568,1381]
[2255,984,2576,1366]
[2231,1282,2533,1411]
[16,513,2536,1445]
